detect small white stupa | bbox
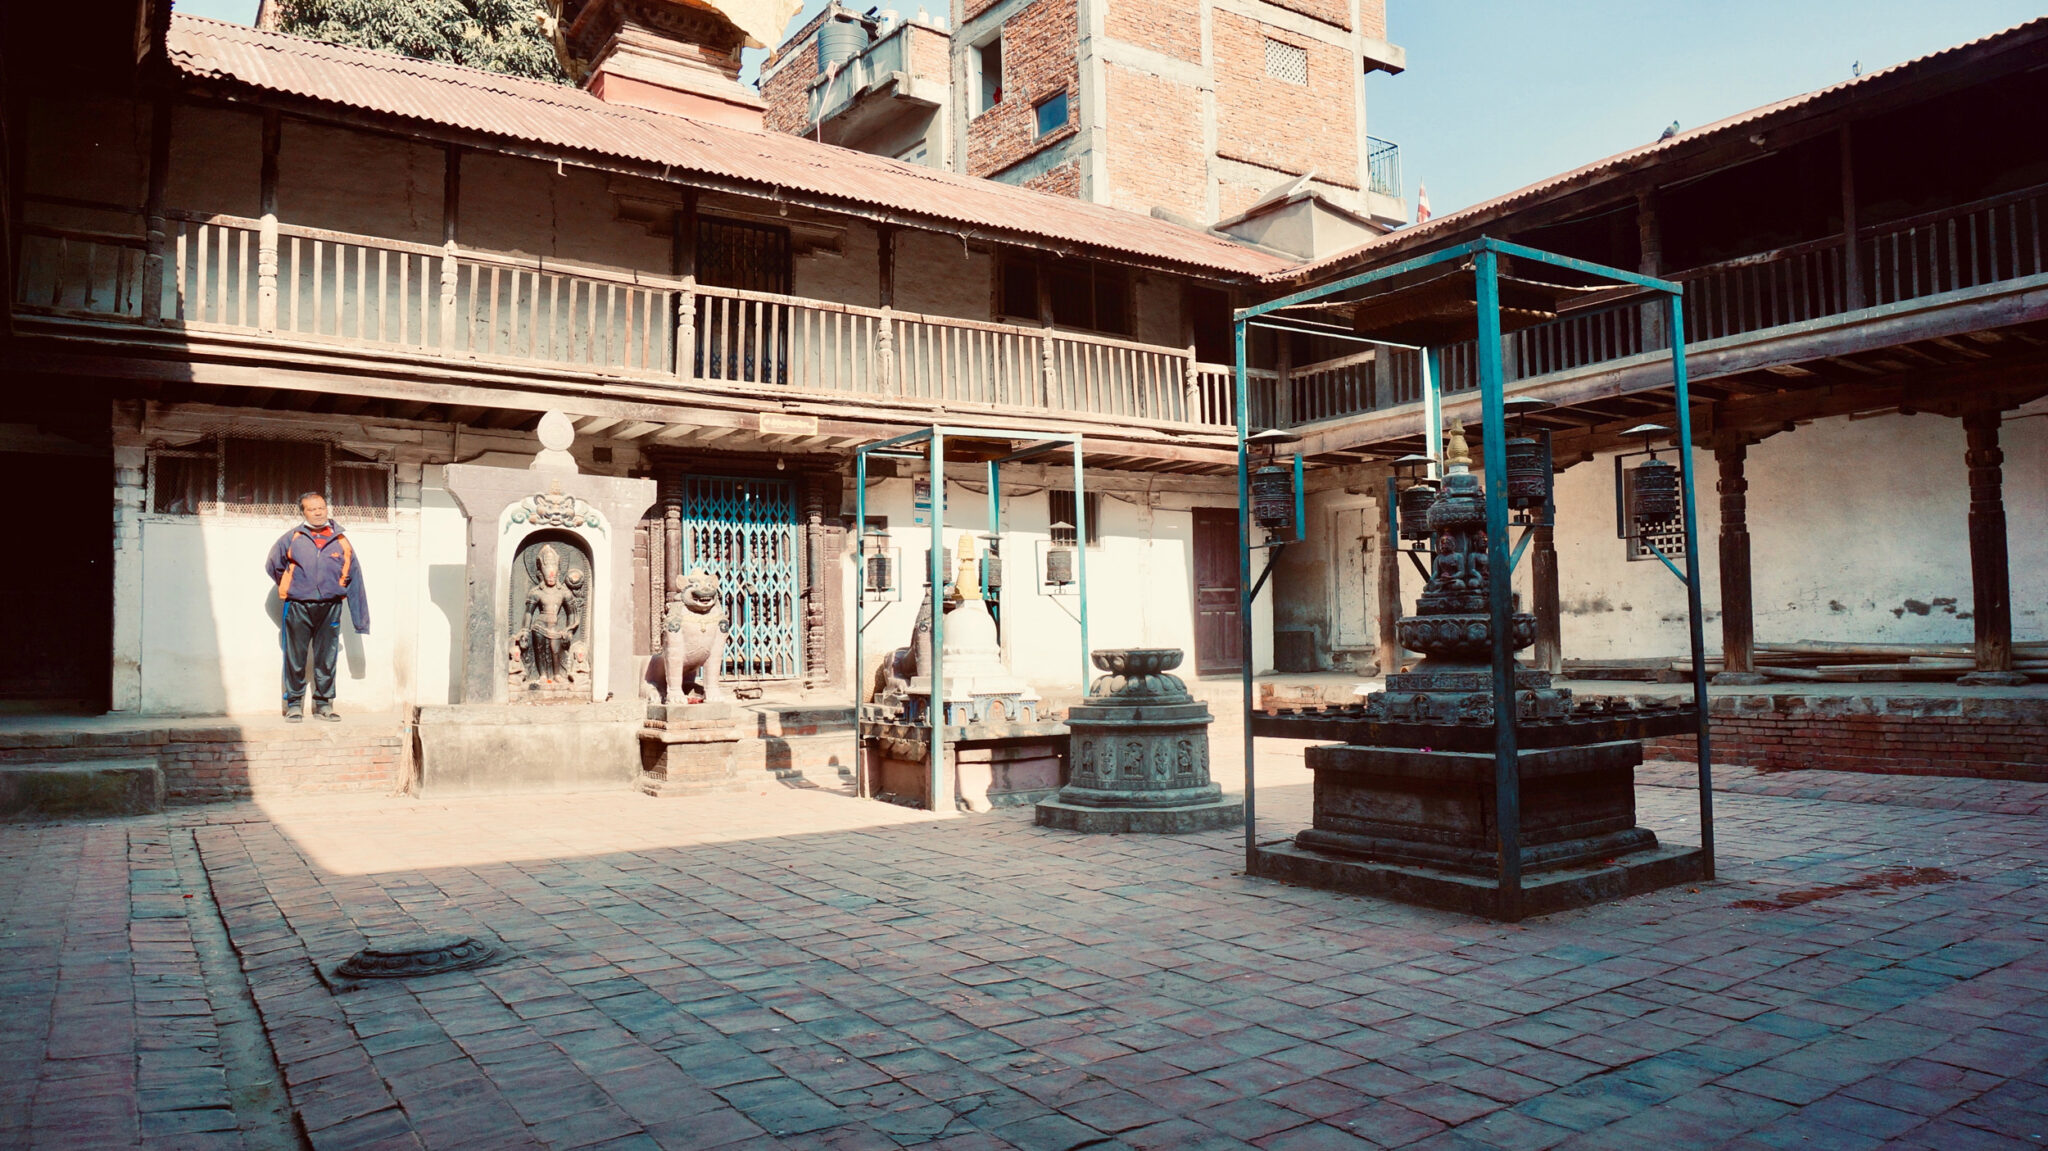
[909,535,1040,725]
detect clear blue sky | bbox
[173,0,2040,215]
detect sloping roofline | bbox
[1273,15,2048,286]
[162,15,1290,280]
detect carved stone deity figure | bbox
[661,570,728,704]
[521,543,587,685]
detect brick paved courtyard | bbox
[5,746,2047,1150]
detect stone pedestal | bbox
[1037,649,1242,833]
[638,702,742,795]
[415,702,642,796]
[859,717,1069,811]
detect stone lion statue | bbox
[662,570,727,704]
[870,588,933,706]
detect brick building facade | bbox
[759,0,1408,228]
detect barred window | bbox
[1047,490,1101,546]
[148,435,392,520]
[1265,38,1308,85]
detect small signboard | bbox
[759,412,819,436]
[912,479,931,525]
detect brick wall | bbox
[1105,0,1202,62]
[1643,695,2048,782]
[1213,11,1357,188]
[966,0,1079,179]
[1103,62,1205,218]
[1024,160,1082,198]
[0,722,405,803]
[762,39,820,137]
[1264,0,1350,31]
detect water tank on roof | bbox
[817,18,871,73]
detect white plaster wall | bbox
[417,467,471,706]
[842,469,1229,701]
[139,518,402,716]
[1544,408,2048,660]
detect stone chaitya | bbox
[1036,648,1241,833]
[1253,422,1701,917]
[860,535,1067,812]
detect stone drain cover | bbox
[333,933,506,981]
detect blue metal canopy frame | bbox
[854,427,1090,813]
[1233,236,1716,918]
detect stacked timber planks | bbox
[1667,640,2048,683]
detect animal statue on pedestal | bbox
[661,569,728,704]
[871,587,934,704]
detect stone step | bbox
[735,731,858,782]
[0,759,164,818]
[741,703,856,739]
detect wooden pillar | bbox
[1532,524,1561,675]
[1637,189,1665,350]
[1960,411,2027,685]
[1373,487,1401,676]
[1712,440,1766,684]
[440,145,460,347]
[673,191,697,379]
[257,111,280,331]
[141,97,172,323]
[802,473,828,691]
[876,223,896,393]
[1840,126,1863,311]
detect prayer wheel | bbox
[1045,544,1074,586]
[865,553,893,593]
[1251,463,1297,532]
[1632,457,1680,524]
[1504,436,1552,510]
[1398,479,1439,541]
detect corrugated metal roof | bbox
[164,15,1290,278]
[1273,15,2048,285]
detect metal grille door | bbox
[678,476,801,680]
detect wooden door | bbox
[1192,507,1243,674]
[1332,506,1374,650]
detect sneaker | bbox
[314,707,340,722]
[284,703,304,723]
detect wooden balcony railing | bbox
[14,203,1243,432]
[1269,181,2048,426]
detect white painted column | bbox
[110,422,147,711]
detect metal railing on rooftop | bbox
[1367,137,1401,200]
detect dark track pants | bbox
[282,598,344,709]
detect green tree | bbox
[276,0,570,84]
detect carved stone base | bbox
[637,702,742,795]
[1297,740,1656,877]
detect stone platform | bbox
[1035,795,1242,833]
[0,712,403,802]
[859,717,1068,811]
[1251,839,1707,919]
[0,758,163,818]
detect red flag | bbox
[1415,182,1432,223]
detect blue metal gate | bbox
[678,475,801,680]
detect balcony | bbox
[1366,137,1401,199]
[13,203,1253,438]
[805,21,948,150]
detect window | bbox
[1003,254,1131,334]
[976,38,1003,113]
[1264,38,1308,85]
[1034,90,1069,137]
[148,435,392,520]
[1000,258,1040,321]
[1048,490,1101,546]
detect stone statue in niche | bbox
[510,536,593,699]
[660,569,728,704]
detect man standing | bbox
[265,492,370,722]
